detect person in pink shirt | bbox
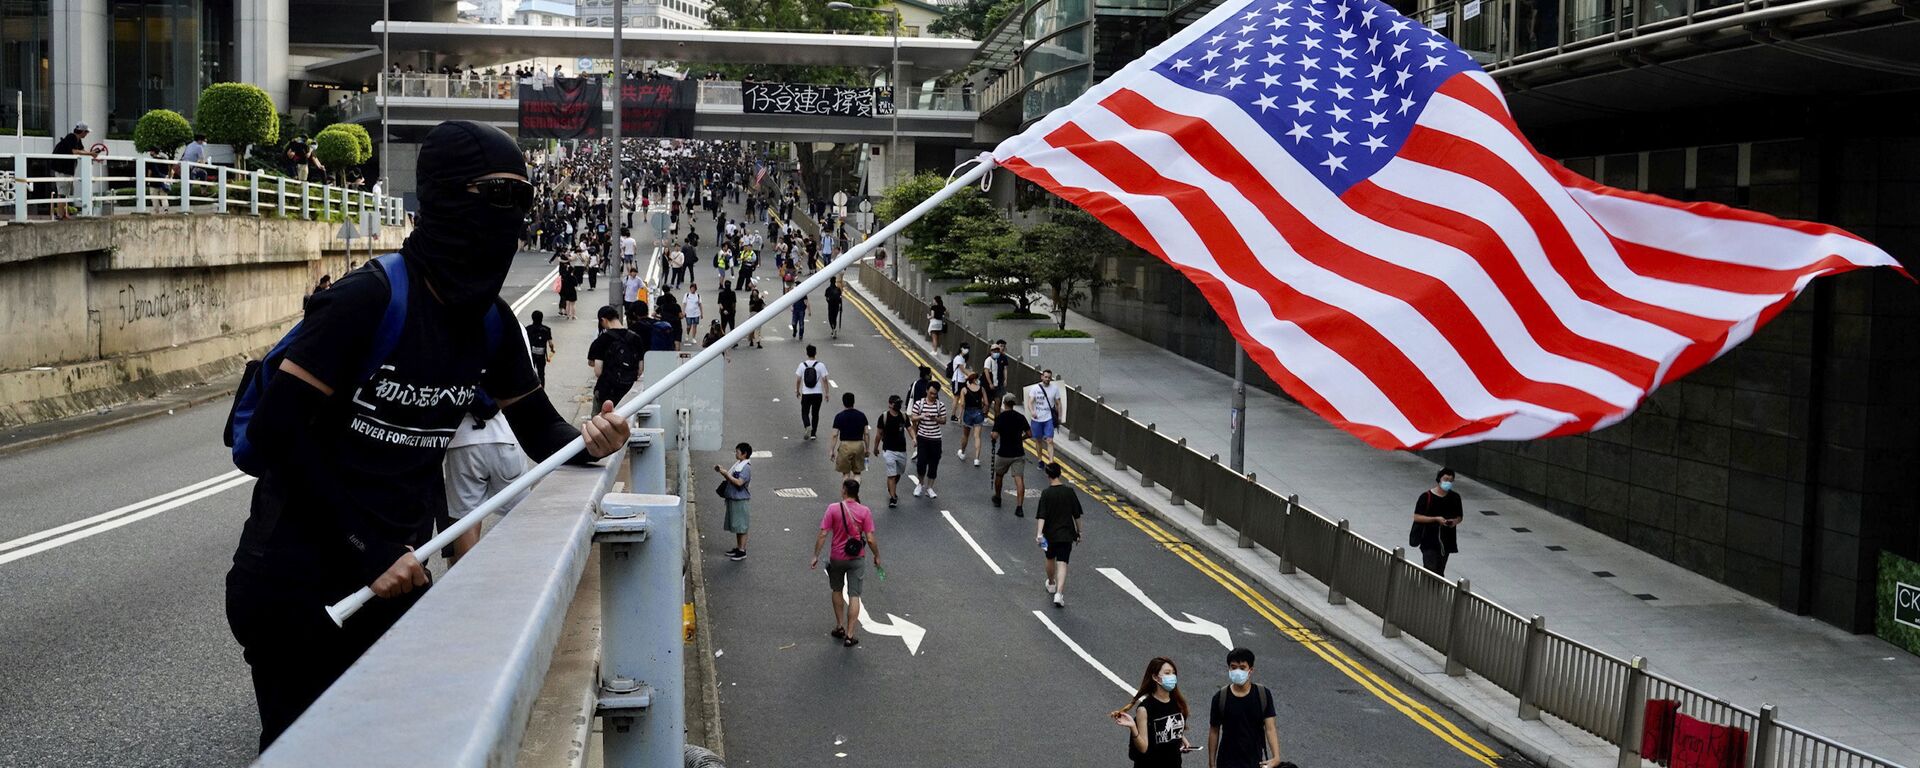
[810,479,883,648]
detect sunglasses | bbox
[466,177,535,211]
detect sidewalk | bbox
[851,272,1920,766]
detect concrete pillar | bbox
[385,142,422,203]
[50,0,108,138]
[869,138,917,192]
[236,0,292,113]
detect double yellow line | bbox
[845,289,1504,766]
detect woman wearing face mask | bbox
[1112,656,1193,766]
[1410,467,1464,576]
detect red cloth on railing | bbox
[1642,699,1680,764]
[1669,713,1750,768]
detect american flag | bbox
[992,0,1903,450]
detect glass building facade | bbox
[1019,0,1092,122]
[108,0,234,135]
[0,0,51,134]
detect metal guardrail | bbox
[340,75,976,120]
[258,406,700,766]
[850,262,1908,768]
[2,152,403,226]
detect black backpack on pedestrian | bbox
[803,361,820,389]
[606,329,646,381]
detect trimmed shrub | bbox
[133,109,192,156]
[1030,328,1091,339]
[963,295,1014,306]
[313,129,360,173]
[950,282,995,293]
[194,82,280,151]
[994,311,1050,320]
[324,123,373,164]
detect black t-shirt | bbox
[718,287,737,312]
[992,410,1030,458]
[1036,484,1082,543]
[525,322,552,360]
[876,411,909,452]
[232,263,538,592]
[907,377,935,405]
[50,133,84,174]
[1209,685,1276,768]
[831,408,869,441]
[825,284,843,306]
[1412,489,1463,552]
[589,327,648,385]
[1130,695,1187,767]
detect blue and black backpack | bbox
[223,252,508,476]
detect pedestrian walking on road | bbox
[1034,461,1082,606]
[795,345,830,440]
[1410,467,1464,576]
[747,289,766,348]
[525,310,555,386]
[225,120,628,751]
[906,365,936,408]
[1207,648,1283,768]
[790,291,810,339]
[824,278,844,339]
[991,395,1032,515]
[1025,369,1065,461]
[872,395,910,508]
[908,383,949,498]
[811,479,881,648]
[715,443,752,560]
[983,340,1011,406]
[1113,657,1193,766]
[682,283,703,342]
[829,392,870,481]
[929,296,949,350]
[717,283,738,333]
[957,372,988,466]
[588,305,648,409]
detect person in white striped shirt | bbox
[907,384,949,499]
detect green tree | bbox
[1028,208,1120,329]
[704,0,885,84]
[312,129,361,179]
[132,109,193,157]
[929,0,1020,39]
[953,214,1046,311]
[324,123,374,164]
[877,171,999,277]
[193,82,280,167]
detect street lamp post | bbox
[381,0,390,192]
[827,1,902,276]
[609,0,625,309]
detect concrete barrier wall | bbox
[0,215,411,429]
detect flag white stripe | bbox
[1418,93,1783,322]
[1370,158,1690,363]
[1565,188,1898,271]
[1011,141,1432,445]
[1068,102,1614,422]
[1119,74,1649,407]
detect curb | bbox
[845,274,1614,768]
[0,383,236,458]
[684,499,728,758]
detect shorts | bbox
[882,450,908,478]
[827,557,867,597]
[963,408,986,427]
[1045,539,1074,563]
[834,441,867,474]
[443,442,530,520]
[993,454,1027,482]
[1031,418,1057,440]
[724,498,751,534]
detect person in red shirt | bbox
[810,479,883,647]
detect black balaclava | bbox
[403,120,529,308]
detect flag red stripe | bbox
[1040,120,1482,438]
[1098,88,1624,419]
[1001,156,1410,448]
[1395,125,1729,341]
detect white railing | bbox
[339,75,978,118]
[2,152,404,226]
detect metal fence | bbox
[848,264,1908,768]
[258,406,702,766]
[3,152,403,226]
[338,75,976,119]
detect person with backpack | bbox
[810,479,882,648]
[589,305,648,409]
[1207,648,1283,768]
[525,310,555,386]
[795,345,831,440]
[1113,656,1194,766]
[871,395,910,508]
[789,289,810,339]
[224,120,629,751]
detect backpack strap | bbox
[363,252,411,383]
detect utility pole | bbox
[381,0,390,190]
[1230,346,1247,473]
[608,0,625,308]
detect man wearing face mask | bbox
[1207,648,1283,768]
[1409,467,1464,576]
[224,120,629,751]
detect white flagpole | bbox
[326,153,1000,625]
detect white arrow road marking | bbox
[0,471,254,566]
[940,510,1004,575]
[854,601,927,655]
[1098,567,1235,650]
[1033,610,1132,694]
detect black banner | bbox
[518,78,603,140]
[742,81,895,118]
[619,79,697,138]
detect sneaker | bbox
[972,459,980,467]
[728,550,747,561]
[927,488,939,499]
[912,486,923,498]
[1045,580,1056,594]
[956,449,964,459]
[888,496,898,508]
[1015,506,1025,518]
[724,548,742,557]
[992,495,1002,508]
[1053,593,1065,608]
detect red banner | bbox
[1669,713,1749,768]
[618,79,695,139]
[1642,699,1680,763]
[518,78,603,140]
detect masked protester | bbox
[223,120,630,751]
